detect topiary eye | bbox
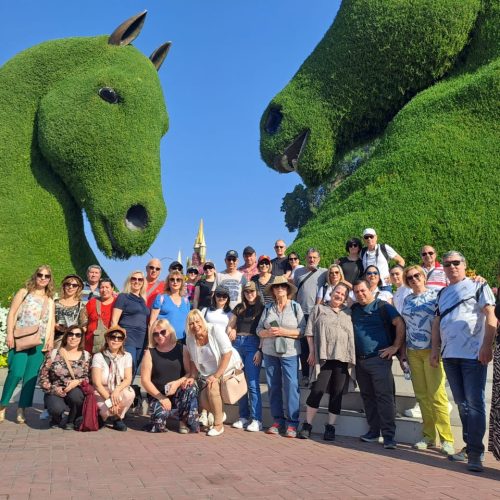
[98,87,120,104]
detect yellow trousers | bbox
[407,348,454,444]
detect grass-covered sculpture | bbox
[260,0,499,278]
[0,11,171,301]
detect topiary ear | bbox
[150,42,172,71]
[108,10,147,46]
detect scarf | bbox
[103,349,123,392]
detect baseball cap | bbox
[225,250,238,259]
[362,228,377,237]
[243,246,256,255]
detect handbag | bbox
[13,296,48,352]
[220,368,248,404]
[274,337,288,354]
[92,300,108,354]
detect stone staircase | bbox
[0,360,493,447]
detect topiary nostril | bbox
[265,108,283,135]
[125,204,149,231]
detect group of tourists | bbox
[1,228,499,474]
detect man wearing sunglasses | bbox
[218,250,247,309]
[360,228,404,293]
[145,258,164,309]
[431,251,496,472]
[271,239,292,277]
[420,245,448,290]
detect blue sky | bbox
[1,0,341,288]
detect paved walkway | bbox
[0,407,499,499]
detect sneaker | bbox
[324,424,336,442]
[383,438,397,449]
[39,409,50,420]
[178,422,189,434]
[284,426,297,438]
[246,420,262,432]
[404,403,422,419]
[298,422,313,439]
[448,447,485,463]
[413,440,432,450]
[232,418,249,429]
[113,419,128,432]
[199,410,209,428]
[266,422,283,435]
[440,441,455,456]
[360,431,380,443]
[467,454,484,472]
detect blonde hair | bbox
[327,264,345,286]
[148,318,177,347]
[164,270,186,295]
[25,265,55,298]
[123,270,146,299]
[403,265,427,288]
[185,309,209,336]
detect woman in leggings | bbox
[298,283,355,441]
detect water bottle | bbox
[402,360,411,381]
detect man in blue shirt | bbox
[351,279,405,449]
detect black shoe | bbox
[98,415,105,429]
[113,419,128,432]
[49,418,61,429]
[360,430,380,443]
[73,416,83,431]
[324,424,336,441]
[298,422,313,439]
[467,454,484,472]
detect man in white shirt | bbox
[361,228,405,292]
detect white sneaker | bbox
[39,409,50,420]
[440,441,455,456]
[246,420,262,432]
[199,410,209,427]
[404,403,422,419]
[232,418,249,429]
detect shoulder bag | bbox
[220,368,248,404]
[92,300,108,354]
[13,296,48,352]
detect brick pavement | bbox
[0,407,499,499]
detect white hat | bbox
[362,228,377,237]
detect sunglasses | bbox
[37,273,51,279]
[259,261,270,266]
[329,271,340,275]
[203,266,214,271]
[130,277,144,282]
[153,330,168,337]
[348,243,359,247]
[443,260,462,268]
[363,235,375,240]
[63,283,79,289]
[226,257,237,262]
[274,245,284,249]
[108,334,125,342]
[365,271,379,276]
[288,257,298,261]
[421,251,435,257]
[407,273,422,281]
[273,284,288,289]
[148,266,161,271]
[171,265,183,271]
[215,293,228,299]
[67,332,83,338]
[169,278,183,283]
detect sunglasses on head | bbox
[443,260,462,268]
[67,332,83,338]
[363,235,375,240]
[63,282,79,288]
[130,277,144,282]
[37,272,51,279]
[421,251,435,257]
[365,271,379,276]
[169,278,183,283]
[148,266,161,271]
[108,334,124,342]
[153,330,168,337]
[407,273,422,281]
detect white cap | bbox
[363,228,377,237]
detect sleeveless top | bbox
[150,344,185,395]
[16,293,50,340]
[235,304,262,336]
[197,279,216,309]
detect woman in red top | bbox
[85,279,116,353]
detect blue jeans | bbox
[263,353,300,428]
[443,358,487,456]
[233,335,262,421]
[124,344,145,378]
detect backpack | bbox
[361,244,390,265]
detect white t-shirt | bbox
[201,307,233,329]
[438,279,495,359]
[362,244,398,284]
[91,352,133,387]
[393,286,412,313]
[196,344,218,377]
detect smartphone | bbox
[270,320,279,328]
[104,398,113,408]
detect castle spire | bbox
[193,219,206,263]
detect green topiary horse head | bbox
[260,0,499,278]
[0,11,171,301]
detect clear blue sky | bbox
[1,0,341,288]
